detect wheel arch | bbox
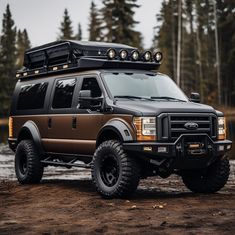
[17,121,44,156]
[96,119,134,147]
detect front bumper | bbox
[123,134,232,169]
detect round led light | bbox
[143,51,152,61]
[119,49,128,60]
[107,48,116,59]
[131,50,140,61]
[153,51,163,62]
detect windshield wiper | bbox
[151,96,186,102]
[114,95,153,101]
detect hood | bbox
[114,100,216,116]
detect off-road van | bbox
[9,40,232,198]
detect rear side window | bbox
[17,82,48,110]
[52,78,76,109]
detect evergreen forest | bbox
[0,0,235,117]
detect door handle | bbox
[48,117,52,128]
[72,117,77,129]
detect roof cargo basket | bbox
[16,40,162,79]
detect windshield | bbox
[102,72,188,102]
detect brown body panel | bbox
[11,113,135,155]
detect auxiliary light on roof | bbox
[143,51,152,62]
[153,51,163,62]
[107,48,116,59]
[131,50,140,61]
[119,49,128,60]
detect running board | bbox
[41,157,91,169]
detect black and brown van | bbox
[8,40,232,198]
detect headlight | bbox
[133,117,156,141]
[218,117,226,140]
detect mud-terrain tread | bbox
[15,140,44,184]
[91,140,140,198]
[182,158,230,193]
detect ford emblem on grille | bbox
[184,122,198,130]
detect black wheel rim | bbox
[19,153,28,175]
[100,154,119,187]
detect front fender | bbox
[97,118,135,144]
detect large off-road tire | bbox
[182,158,230,193]
[15,140,44,184]
[91,140,140,199]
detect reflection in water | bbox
[0,120,235,159]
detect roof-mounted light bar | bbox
[106,48,162,63]
[15,41,162,80]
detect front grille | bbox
[157,113,217,141]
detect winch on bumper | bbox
[123,134,232,169]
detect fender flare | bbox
[97,119,134,145]
[18,121,44,156]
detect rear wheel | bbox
[182,158,230,193]
[91,140,140,198]
[15,140,44,184]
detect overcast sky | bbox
[0,0,162,49]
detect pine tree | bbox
[76,23,82,40]
[101,0,113,42]
[0,4,17,116]
[88,1,102,41]
[22,29,31,49]
[16,29,31,68]
[101,0,143,48]
[58,8,74,40]
[217,0,235,105]
[153,0,178,79]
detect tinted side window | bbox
[17,82,48,110]
[52,78,76,109]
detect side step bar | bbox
[41,157,91,169]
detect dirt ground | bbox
[0,163,235,235]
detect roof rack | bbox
[16,40,162,79]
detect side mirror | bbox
[78,90,103,110]
[79,90,92,109]
[190,92,200,103]
[79,90,91,98]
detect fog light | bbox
[158,146,167,153]
[143,146,152,152]
[218,145,224,151]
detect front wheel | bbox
[91,140,140,198]
[182,158,230,193]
